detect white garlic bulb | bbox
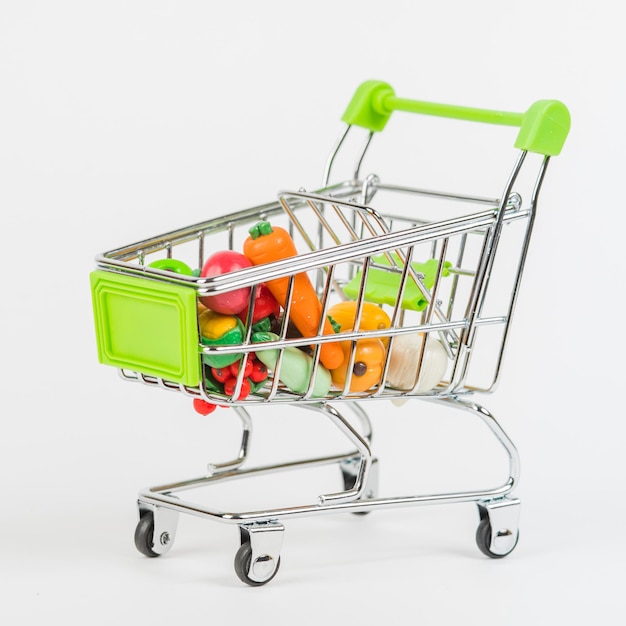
[387,334,448,392]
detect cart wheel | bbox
[475,517,519,559]
[134,514,160,558]
[234,542,281,587]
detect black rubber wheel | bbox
[234,542,280,587]
[134,514,160,558]
[475,517,518,559]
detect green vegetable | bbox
[252,332,331,397]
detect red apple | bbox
[199,250,252,314]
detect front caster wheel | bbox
[134,515,160,558]
[234,542,281,587]
[475,517,519,559]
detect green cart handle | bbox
[341,80,570,156]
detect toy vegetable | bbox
[386,334,448,391]
[252,331,331,397]
[204,355,268,400]
[199,308,245,368]
[236,283,280,326]
[243,221,344,370]
[331,337,386,392]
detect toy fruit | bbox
[198,308,245,368]
[328,301,392,346]
[230,358,254,379]
[224,377,252,400]
[211,366,233,383]
[252,331,332,397]
[243,221,344,370]
[205,354,268,400]
[199,250,253,315]
[193,398,217,415]
[324,301,389,392]
[248,359,268,383]
[331,337,386,392]
[386,334,448,391]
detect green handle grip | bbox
[341,80,570,156]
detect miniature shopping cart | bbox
[90,80,570,586]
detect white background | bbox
[1,1,624,624]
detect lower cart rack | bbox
[90,80,569,585]
[135,398,521,585]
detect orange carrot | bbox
[243,220,344,370]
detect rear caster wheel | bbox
[134,514,160,558]
[134,505,178,557]
[234,542,281,587]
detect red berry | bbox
[193,398,217,415]
[224,377,251,400]
[211,367,234,383]
[230,358,253,379]
[249,360,268,383]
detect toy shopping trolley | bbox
[90,80,570,586]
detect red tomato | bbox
[211,366,234,383]
[224,378,251,400]
[249,360,268,383]
[193,398,217,415]
[199,250,252,315]
[230,359,254,379]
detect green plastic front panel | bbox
[90,270,201,387]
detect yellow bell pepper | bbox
[199,308,245,367]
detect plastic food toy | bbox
[243,220,344,370]
[193,398,217,415]
[252,331,332,396]
[236,283,280,325]
[325,301,390,392]
[331,337,386,392]
[328,301,392,345]
[386,334,449,391]
[199,250,253,314]
[204,354,268,401]
[198,308,245,368]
